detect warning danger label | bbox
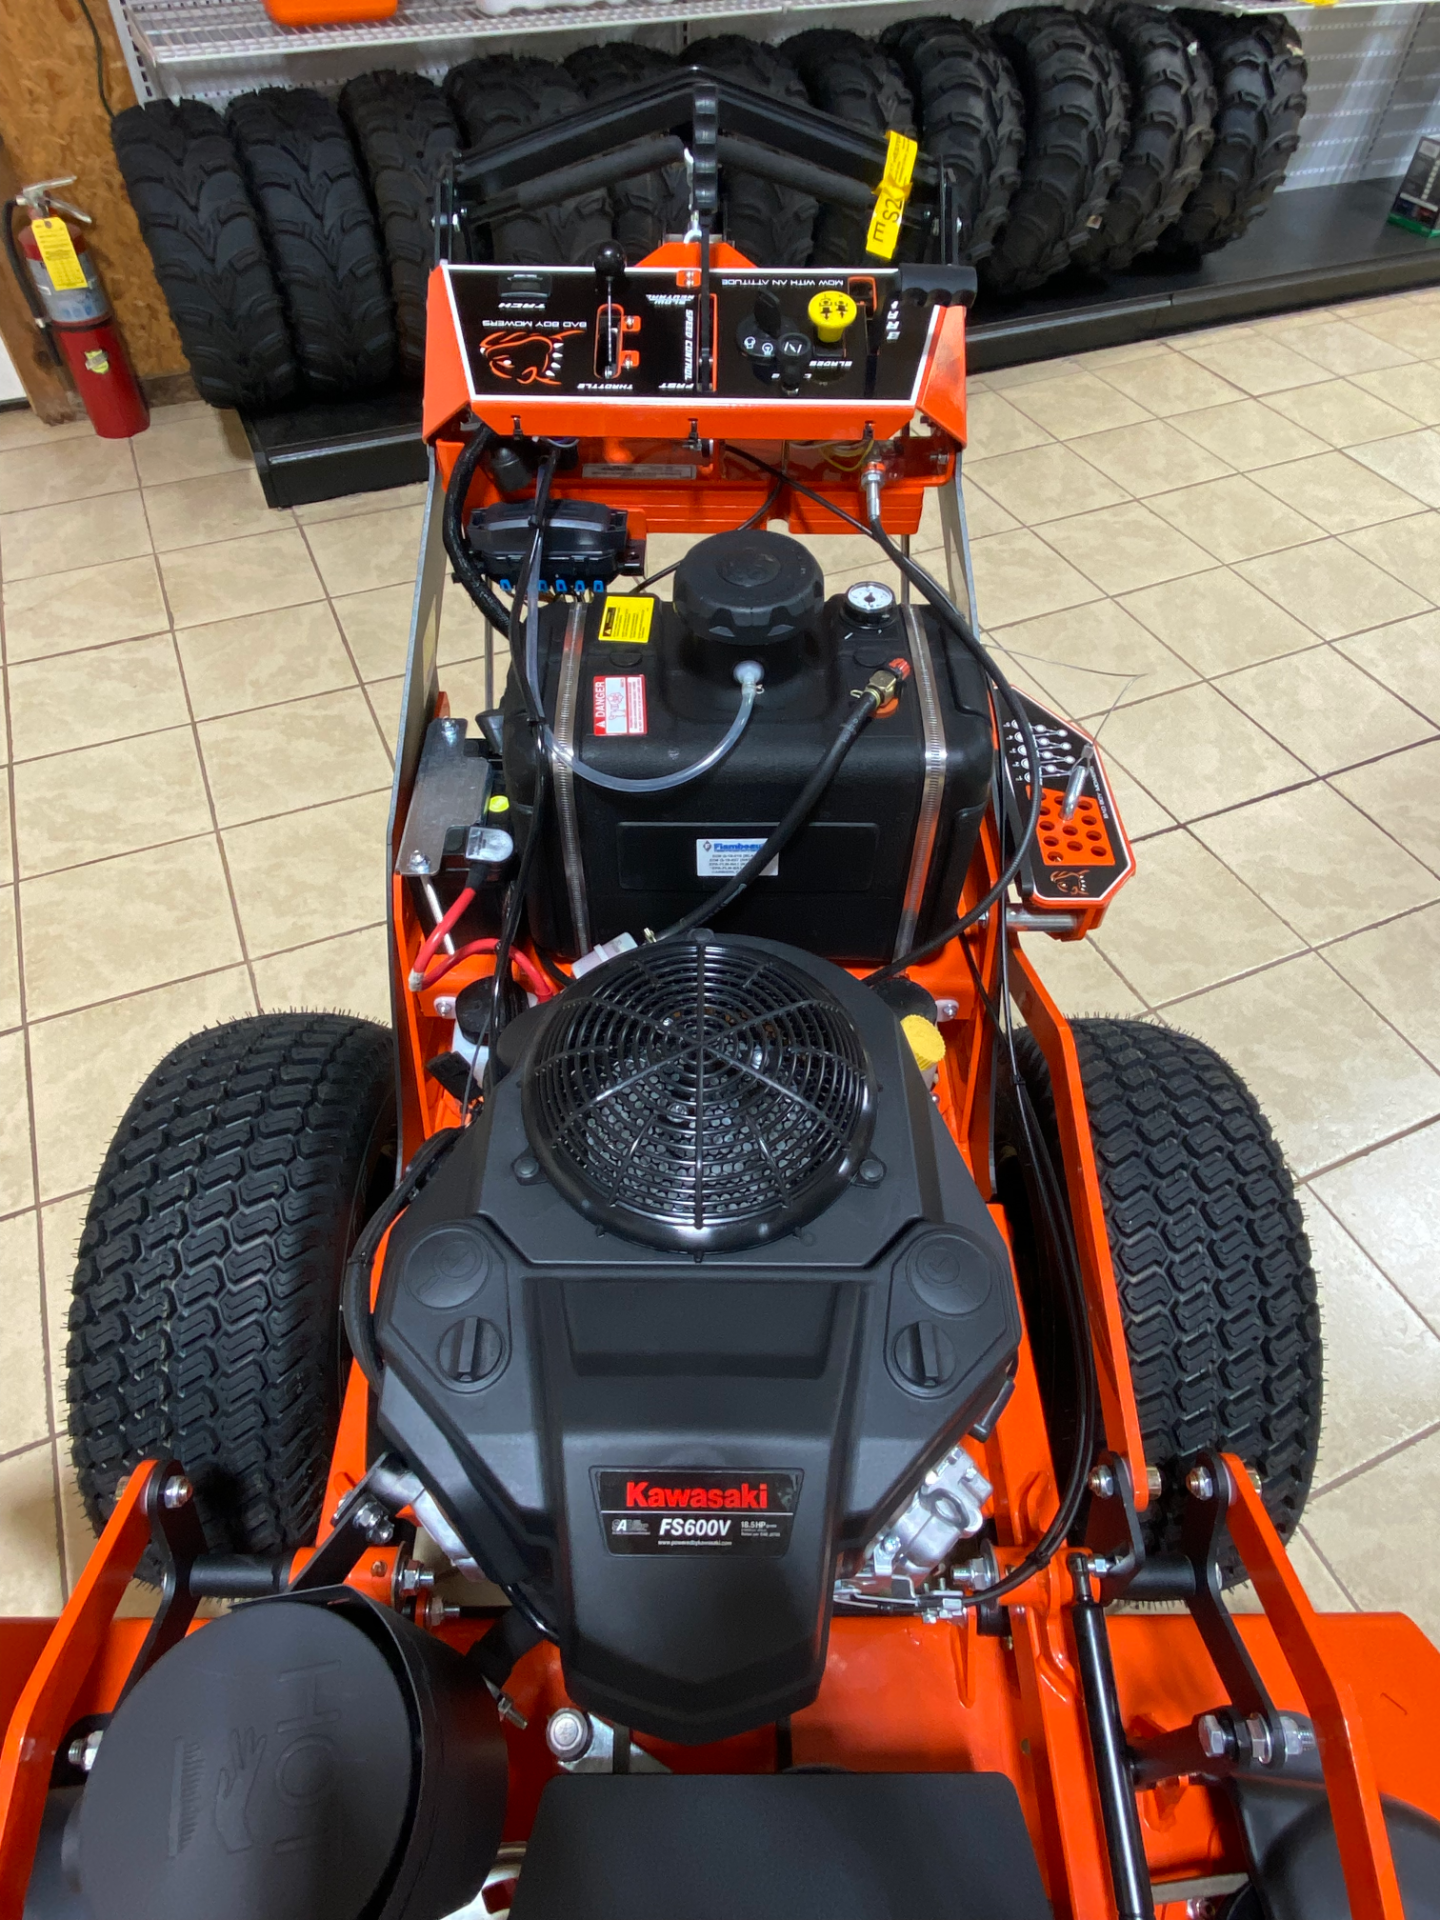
[595,1469,801,1555]
[593,674,647,736]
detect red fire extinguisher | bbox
[5,176,148,438]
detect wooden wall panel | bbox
[0,0,189,381]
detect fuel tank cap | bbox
[674,530,823,684]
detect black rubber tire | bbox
[226,88,396,397]
[445,56,613,265]
[685,36,817,265]
[110,100,297,411]
[564,42,689,262]
[783,30,916,265]
[1075,6,1217,272]
[1161,12,1307,256]
[68,1014,397,1563]
[984,8,1130,296]
[1008,1018,1321,1579]
[340,69,459,379]
[880,16,1026,265]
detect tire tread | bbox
[68,1013,395,1560]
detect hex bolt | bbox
[68,1729,104,1773]
[1197,1712,1228,1760]
[407,850,429,873]
[546,1707,593,1763]
[161,1473,193,1511]
[425,1593,459,1629]
[1245,1714,1274,1767]
[1087,1463,1116,1500]
[354,1498,395,1546]
[1146,1464,1164,1501]
[1186,1464,1216,1502]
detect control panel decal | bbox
[444,263,941,411]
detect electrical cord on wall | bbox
[75,0,117,122]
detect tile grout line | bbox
[1295,1106,1440,1187]
[293,516,406,768]
[134,482,264,1019]
[1300,1184,1440,1342]
[1307,1414,1440,1505]
[0,502,69,1602]
[1297,1523,1363,1612]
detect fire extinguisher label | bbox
[29,217,87,292]
[83,350,111,376]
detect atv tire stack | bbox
[111,16,1312,409]
[784,29,918,265]
[880,16,1026,266]
[446,55,614,267]
[685,35,818,267]
[1075,5,1218,272]
[227,88,397,397]
[984,7,1130,295]
[1161,11,1308,256]
[110,100,297,411]
[340,71,459,378]
[565,42,689,262]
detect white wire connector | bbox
[571,932,639,979]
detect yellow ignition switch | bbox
[807,289,858,345]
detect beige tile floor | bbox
[2,284,1440,1644]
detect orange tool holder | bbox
[3,231,1436,1920]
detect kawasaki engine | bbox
[374,933,1020,1743]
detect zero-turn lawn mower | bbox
[4,67,1438,1920]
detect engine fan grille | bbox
[523,940,873,1251]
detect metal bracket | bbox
[1130,1452,1321,1788]
[288,1455,418,1594]
[115,1462,207,1706]
[394,715,494,879]
[1083,1450,1145,1603]
[545,1709,669,1775]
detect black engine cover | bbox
[374,938,1018,1744]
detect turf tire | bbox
[445,56,613,264]
[784,30,917,265]
[110,100,297,410]
[1075,6,1217,272]
[1162,11,1307,255]
[984,7,1129,296]
[1005,1017,1321,1580]
[564,43,689,261]
[340,70,459,379]
[227,88,396,397]
[880,16,1026,265]
[68,1014,397,1563]
[685,36,818,265]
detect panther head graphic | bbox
[479,326,582,386]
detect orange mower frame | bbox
[3,241,1438,1920]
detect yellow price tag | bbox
[29,216,88,292]
[865,129,918,261]
[598,595,655,644]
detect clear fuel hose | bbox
[545,659,763,794]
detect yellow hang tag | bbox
[598,595,655,644]
[865,130,919,261]
[30,216,88,292]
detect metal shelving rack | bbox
[109,0,1422,100]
